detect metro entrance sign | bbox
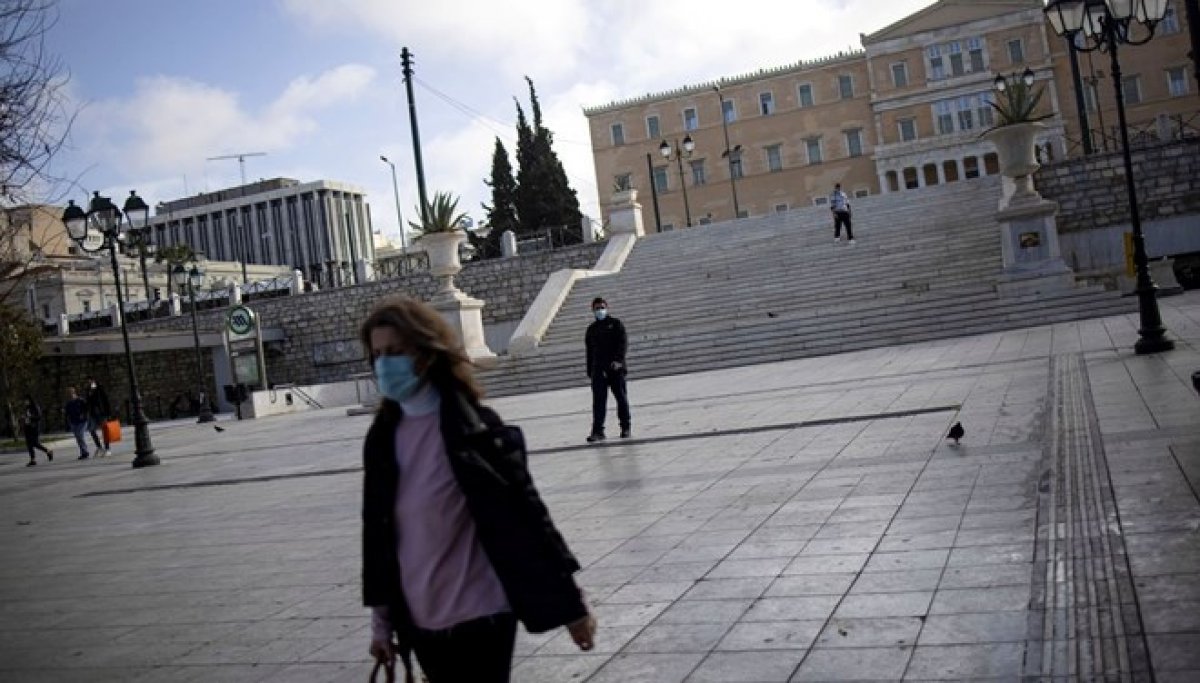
[224,304,267,392]
[228,305,255,336]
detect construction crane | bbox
[206,152,267,186]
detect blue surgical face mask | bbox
[374,354,422,403]
[594,308,608,321]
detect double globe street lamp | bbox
[660,135,695,228]
[172,263,216,424]
[993,66,1036,94]
[62,191,159,467]
[1044,0,1174,354]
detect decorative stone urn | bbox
[984,121,1045,208]
[419,230,467,296]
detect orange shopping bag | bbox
[102,419,122,443]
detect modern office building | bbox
[146,178,375,289]
[585,0,1198,228]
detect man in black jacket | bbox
[84,377,112,457]
[585,297,631,442]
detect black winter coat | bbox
[361,386,586,648]
[85,385,111,421]
[585,316,628,377]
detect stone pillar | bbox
[607,189,645,237]
[878,172,889,194]
[994,199,1074,296]
[501,230,517,258]
[582,215,595,243]
[290,269,305,295]
[936,162,946,185]
[169,293,182,317]
[109,303,122,327]
[431,289,496,364]
[916,167,926,188]
[230,285,243,305]
[57,313,69,337]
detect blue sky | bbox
[45,0,934,241]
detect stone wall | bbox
[44,243,607,397]
[1036,138,1200,234]
[32,346,217,430]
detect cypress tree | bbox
[477,137,518,259]
[513,78,583,244]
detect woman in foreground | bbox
[361,296,596,683]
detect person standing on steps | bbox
[84,377,112,457]
[585,297,631,443]
[830,183,855,245]
[64,387,91,460]
[21,395,53,467]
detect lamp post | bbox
[61,191,160,467]
[380,155,408,250]
[172,263,216,423]
[713,86,742,219]
[659,135,695,228]
[1044,0,1174,354]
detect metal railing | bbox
[1063,111,1199,157]
[370,251,430,281]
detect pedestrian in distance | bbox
[831,183,855,245]
[585,297,631,443]
[21,395,53,467]
[84,377,112,457]
[64,387,91,460]
[359,296,596,683]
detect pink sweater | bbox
[371,389,509,637]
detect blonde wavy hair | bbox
[358,296,484,402]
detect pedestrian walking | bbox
[21,395,53,467]
[360,296,596,683]
[64,387,91,460]
[830,183,854,245]
[585,297,631,442]
[84,377,112,457]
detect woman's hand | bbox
[369,638,395,665]
[567,612,597,651]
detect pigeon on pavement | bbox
[213,425,225,433]
[947,422,964,446]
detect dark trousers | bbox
[833,211,853,240]
[23,427,50,460]
[86,416,109,450]
[591,370,631,435]
[412,612,517,683]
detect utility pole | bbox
[645,153,662,233]
[400,47,430,224]
[380,155,408,250]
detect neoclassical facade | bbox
[585,0,1197,227]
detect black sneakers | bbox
[586,433,606,443]
[620,428,631,439]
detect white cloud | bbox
[74,63,377,187]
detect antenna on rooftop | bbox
[206,151,267,186]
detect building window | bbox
[661,223,675,232]
[759,91,775,115]
[891,62,909,87]
[978,94,995,128]
[1168,67,1189,96]
[646,115,660,139]
[765,144,783,172]
[1162,2,1180,33]
[812,197,828,206]
[42,304,50,318]
[935,100,954,135]
[82,300,91,313]
[805,137,823,164]
[1122,76,1141,105]
[838,75,854,99]
[844,129,863,157]
[698,216,712,225]
[690,160,706,185]
[949,41,965,76]
[729,151,744,179]
[722,99,736,123]
[957,96,975,131]
[899,118,918,142]
[737,209,750,218]
[1008,39,1024,64]
[614,173,632,191]
[683,107,698,131]
[928,45,945,80]
[854,189,870,198]
[797,83,814,107]
[610,123,624,146]
[653,166,669,192]
[1084,83,1099,112]
[967,37,985,72]
[774,203,789,213]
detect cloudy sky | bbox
[46,0,935,242]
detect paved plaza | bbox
[3,294,1200,682]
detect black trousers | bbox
[23,427,50,459]
[591,369,631,435]
[833,211,853,239]
[412,612,517,683]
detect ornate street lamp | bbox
[172,263,216,424]
[1044,0,1173,354]
[380,155,408,251]
[659,135,696,228]
[61,191,160,467]
[993,66,1036,92]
